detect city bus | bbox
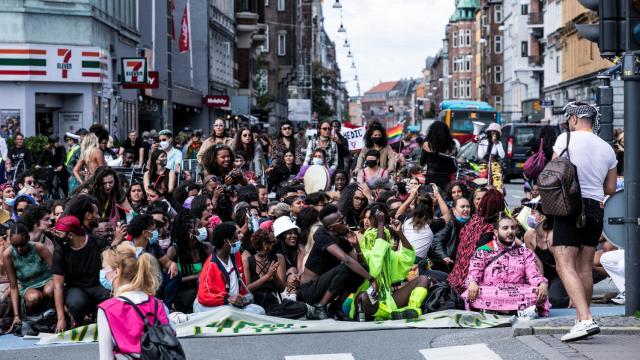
[438,100,501,144]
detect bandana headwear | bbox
[54,215,87,236]
[0,183,13,192]
[563,101,601,134]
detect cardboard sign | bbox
[341,126,365,150]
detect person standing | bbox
[158,130,183,174]
[8,133,32,172]
[304,121,339,174]
[550,102,617,342]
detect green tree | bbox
[312,62,336,121]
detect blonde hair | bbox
[102,243,160,296]
[81,133,99,163]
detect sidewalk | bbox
[517,335,639,360]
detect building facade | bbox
[447,0,479,101]
[477,0,504,111]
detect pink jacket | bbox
[466,244,547,288]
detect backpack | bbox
[537,132,582,217]
[119,296,186,360]
[523,139,547,180]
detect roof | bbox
[365,81,399,95]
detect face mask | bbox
[4,197,15,207]
[372,137,383,145]
[456,216,470,224]
[196,227,208,242]
[99,268,114,291]
[159,141,170,150]
[159,159,168,167]
[312,158,323,166]
[228,240,241,254]
[527,215,540,229]
[149,229,159,244]
[365,160,378,168]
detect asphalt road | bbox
[504,178,527,209]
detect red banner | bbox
[179,4,190,53]
[204,95,230,108]
[170,0,176,40]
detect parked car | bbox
[500,123,559,182]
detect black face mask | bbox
[365,160,378,168]
[372,137,383,145]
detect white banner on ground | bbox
[35,307,514,345]
[341,127,365,151]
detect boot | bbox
[391,287,428,320]
[307,304,329,320]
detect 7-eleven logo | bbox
[57,49,72,79]
[125,60,144,83]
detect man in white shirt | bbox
[551,102,617,342]
[158,129,183,174]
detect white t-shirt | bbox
[402,218,434,259]
[552,131,617,202]
[218,255,239,296]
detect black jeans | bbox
[65,285,110,323]
[298,264,364,305]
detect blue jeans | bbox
[193,302,266,315]
[159,271,181,310]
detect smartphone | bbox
[418,185,432,194]
[366,286,378,304]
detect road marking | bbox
[419,343,502,360]
[285,354,355,360]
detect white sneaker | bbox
[612,292,625,305]
[560,319,601,342]
[517,305,539,320]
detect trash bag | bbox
[12,308,58,337]
[457,141,479,162]
[422,282,465,314]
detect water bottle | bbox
[357,302,365,322]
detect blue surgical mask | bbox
[527,215,540,229]
[149,229,159,244]
[312,158,323,166]
[228,240,241,254]
[456,216,470,224]
[4,197,15,207]
[99,268,114,291]
[196,227,208,242]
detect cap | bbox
[158,129,173,138]
[54,216,86,236]
[273,216,300,238]
[65,132,81,141]
[486,123,501,135]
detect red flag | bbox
[179,3,190,53]
[170,0,176,40]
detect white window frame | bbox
[494,96,502,111]
[494,35,503,54]
[459,31,465,47]
[465,29,472,47]
[453,81,459,98]
[277,32,286,56]
[453,31,458,47]
[277,0,285,11]
[465,57,471,72]
[495,4,503,23]
[521,41,528,58]
[495,65,503,84]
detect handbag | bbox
[523,139,546,180]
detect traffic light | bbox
[575,0,625,58]
[388,105,395,113]
[627,0,640,51]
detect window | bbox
[277,0,285,11]
[277,32,286,56]
[494,35,503,53]
[465,29,472,47]
[495,65,503,84]
[494,96,502,112]
[556,55,560,73]
[521,4,528,15]
[459,80,471,98]
[453,57,458,72]
[465,57,471,72]
[521,41,528,57]
[481,15,487,26]
[453,81,459,98]
[453,31,458,47]
[459,31,465,47]
[495,5,503,23]
[261,25,269,52]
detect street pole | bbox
[622,52,640,316]
[166,0,173,130]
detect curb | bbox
[513,325,640,337]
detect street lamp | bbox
[343,39,350,48]
[351,61,356,69]
[338,22,346,32]
[332,0,342,9]
[347,50,353,58]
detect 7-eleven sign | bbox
[121,57,147,84]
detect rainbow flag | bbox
[387,124,404,144]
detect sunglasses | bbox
[282,126,293,130]
[320,127,331,131]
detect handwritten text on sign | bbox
[341,127,365,151]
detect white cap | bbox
[65,132,81,140]
[486,123,501,135]
[273,216,300,238]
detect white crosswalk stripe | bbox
[285,354,356,360]
[419,343,502,360]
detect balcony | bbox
[528,12,543,26]
[528,55,543,68]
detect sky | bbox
[322,0,455,97]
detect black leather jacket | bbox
[429,220,463,261]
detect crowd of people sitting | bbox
[0,108,623,356]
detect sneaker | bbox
[306,304,329,320]
[560,319,601,342]
[517,305,539,321]
[612,292,625,305]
